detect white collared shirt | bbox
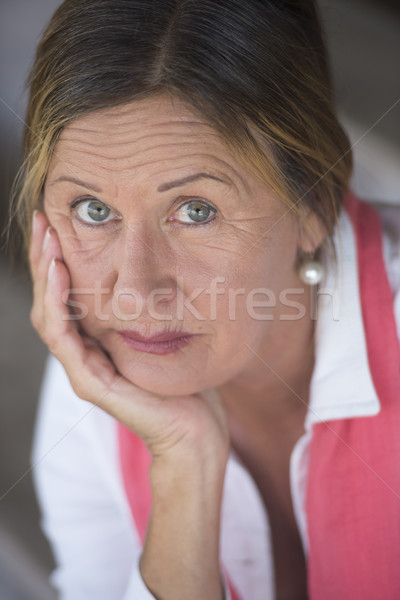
[31,202,400,600]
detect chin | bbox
[123,368,206,397]
[105,335,238,397]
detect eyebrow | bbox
[157,173,229,192]
[48,176,103,193]
[48,172,230,194]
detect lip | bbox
[118,330,195,355]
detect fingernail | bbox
[42,227,52,252]
[48,257,56,281]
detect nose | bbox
[111,226,177,322]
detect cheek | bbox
[65,249,114,287]
[61,239,117,327]
[44,206,116,286]
[204,235,298,330]
[59,234,116,288]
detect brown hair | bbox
[12,0,352,259]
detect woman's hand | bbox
[29,211,230,463]
[30,210,229,599]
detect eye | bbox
[72,199,117,225]
[174,200,216,225]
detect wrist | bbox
[150,441,229,489]
[142,450,227,600]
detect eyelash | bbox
[69,198,117,229]
[70,197,218,228]
[171,198,217,228]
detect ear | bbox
[296,210,327,253]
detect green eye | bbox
[76,200,113,224]
[176,201,216,224]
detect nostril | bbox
[148,287,175,306]
[111,283,178,322]
[112,287,144,321]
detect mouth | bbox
[117,329,195,355]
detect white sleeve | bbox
[380,204,400,341]
[31,355,159,600]
[32,355,232,600]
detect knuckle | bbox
[70,378,89,402]
[39,325,58,354]
[30,308,59,356]
[30,307,40,331]
[44,334,58,355]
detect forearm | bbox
[139,449,228,600]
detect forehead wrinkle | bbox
[52,148,249,198]
[59,127,223,151]
[58,137,216,157]
[54,143,240,177]
[60,116,234,168]
[56,108,251,195]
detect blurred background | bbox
[0,0,399,598]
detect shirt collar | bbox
[306,207,380,429]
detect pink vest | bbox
[118,194,400,599]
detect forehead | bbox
[45,95,290,225]
[48,95,256,192]
[55,95,228,157]
[49,95,253,186]
[69,94,203,128]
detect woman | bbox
[14,0,400,599]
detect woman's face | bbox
[44,95,314,396]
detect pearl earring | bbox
[298,251,324,286]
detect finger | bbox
[41,258,163,431]
[35,226,64,292]
[41,257,125,402]
[38,255,209,449]
[29,211,49,273]
[31,226,64,329]
[34,248,225,458]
